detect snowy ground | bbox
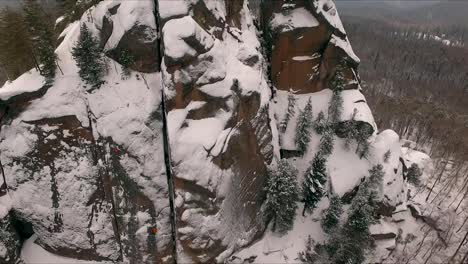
[21,235,109,264]
[232,201,327,263]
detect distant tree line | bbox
[344,16,468,171]
[343,18,468,263]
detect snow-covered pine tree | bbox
[344,109,358,150]
[406,163,422,186]
[279,93,297,133]
[295,97,313,155]
[330,62,346,94]
[368,164,384,195]
[319,128,334,157]
[314,110,326,135]
[23,0,57,83]
[328,63,346,124]
[72,24,106,89]
[264,159,299,233]
[321,194,343,234]
[354,124,371,159]
[302,153,327,216]
[328,91,343,125]
[119,49,134,79]
[299,235,315,262]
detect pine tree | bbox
[279,94,297,133]
[368,164,384,194]
[356,138,370,159]
[299,236,318,263]
[330,63,346,93]
[295,97,313,155]
[302,153,327,216]
[72,23,106,89]
[328,64,346,124]
[23,0,57,83]
[406,163,422,186]
[319,128,334,157]
[343,109,358,150]
[328,90,343,124]
[321,194,343,234]
[314,110,326,135]
[354,122,371,159]
[264,159,299,233]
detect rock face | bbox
[159,0,273,261]
[0,0,408,263]
[0,1,172,263]
[263,0,360,94]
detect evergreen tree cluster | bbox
[23,0,57,83]
[0,0,106,84]
[72,24,106,89]
[302,164,385,264]
[0,0,58,83]
[264,159,299,233]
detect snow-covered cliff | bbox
[0,1,172,263]
[0,0,416,263]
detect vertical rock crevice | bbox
[160,90,178,264]
[154,0,178,262]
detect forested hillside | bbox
[343,13,468,263]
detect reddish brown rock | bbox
[264,0,361,94]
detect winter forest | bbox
[0,0,467,263]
